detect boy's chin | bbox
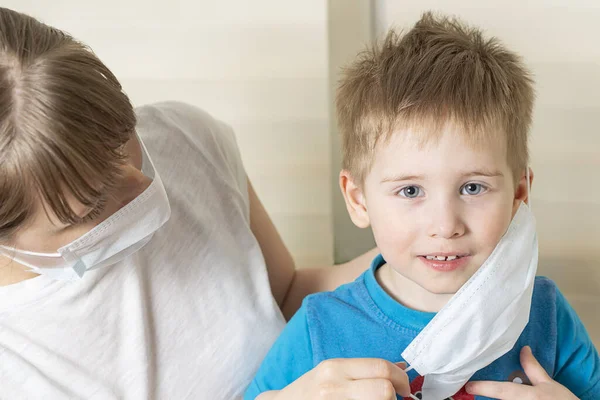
[418,261,483,296]
[420,277,470,296]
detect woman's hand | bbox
[257,358,411,400]
[466,346,579,399]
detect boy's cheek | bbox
[466,214,512,272]
[475,205,513,245]
[370,221,416,264]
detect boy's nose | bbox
[427,202,465,239]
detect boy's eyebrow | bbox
[462,169,504,178]
[380,174,424,183]
[380,170,504,183]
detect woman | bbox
[0,7,409,400]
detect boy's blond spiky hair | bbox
[336,11,535,185]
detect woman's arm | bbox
[279,247,378,319]
[248,178,377,320]
[248,179,296,309]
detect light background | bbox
[5,1,598,344]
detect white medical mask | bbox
[402,172,538,400]
[0,136,171,281]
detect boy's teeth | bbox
[425,255,460,261]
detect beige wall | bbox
[5,1,598,343]
[5,1,334,268]
[328,0,378,264]
[330,0,600,344]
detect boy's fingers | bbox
[318,358,411,397]
[467,348,551,398]
[520,346,551,385]
[357,359,411,397]
[395,361,407,369]
[466,380,532,399]
[346,379,404,400]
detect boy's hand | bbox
[466,346,579,399]
[257,358,411,400]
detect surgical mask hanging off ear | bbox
[0,136,171,281]
[401,168,538,400]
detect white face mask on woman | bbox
[402,170,537,400]
[0,136,171,281]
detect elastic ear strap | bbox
[400,364,420,399]
[526,167,532,209]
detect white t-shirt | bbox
[0,102,286,400]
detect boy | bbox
[244,12,600,400]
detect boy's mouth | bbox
[418,253,471,272]
[424,255,461,261]
[419,253,470,261]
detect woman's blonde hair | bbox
[0,7,136,241]
[336,12,535,185]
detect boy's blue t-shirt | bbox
[245,255,600,400]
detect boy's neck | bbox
[375,263,453,313]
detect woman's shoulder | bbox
[135,101,248,203]
[135,101,235,150]
[136,101,219,126]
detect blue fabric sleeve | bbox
[553,289,600,400]
[243,303,314,400]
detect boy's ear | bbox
[513,167,534,214]
[339,170,370,228]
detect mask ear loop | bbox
[526,167,532,209]
[400,365,421,399]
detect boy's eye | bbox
[460,183,486,196]
[398,185,423,198]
